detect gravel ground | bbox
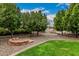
[0,32,77,56]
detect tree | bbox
[31,11,47,36]
[54,10,65,35]
[0,4,21,38]
[54,3,79,38]
[64,3,76,32]
[22,10,47,36]
[68,4,79,37]
[22,12,33,33]
[64,3,79,38]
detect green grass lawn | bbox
[16,40,79,56]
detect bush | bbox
[0,27,10,35]
[14,28,32,34]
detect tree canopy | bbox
[0,3,47,37]
[0,4,21,37]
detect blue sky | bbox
[16,3,69,15]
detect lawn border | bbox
[10,39,50,56]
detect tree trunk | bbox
[37,31,39,36]
[32,31,34,36]
[61,31,63,36]
[11,32,13,38]
[76,31,78,38]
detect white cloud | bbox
[21,7,53,15]
[21,7,45,13]
[56,3,69,9]
[47,14,55,27]
[21,9,31,13]
[31,7,45,12]
[42,10,50,14]
[47,14,55,20]
[56,3,70,7]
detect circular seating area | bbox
[8,38,34,46]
